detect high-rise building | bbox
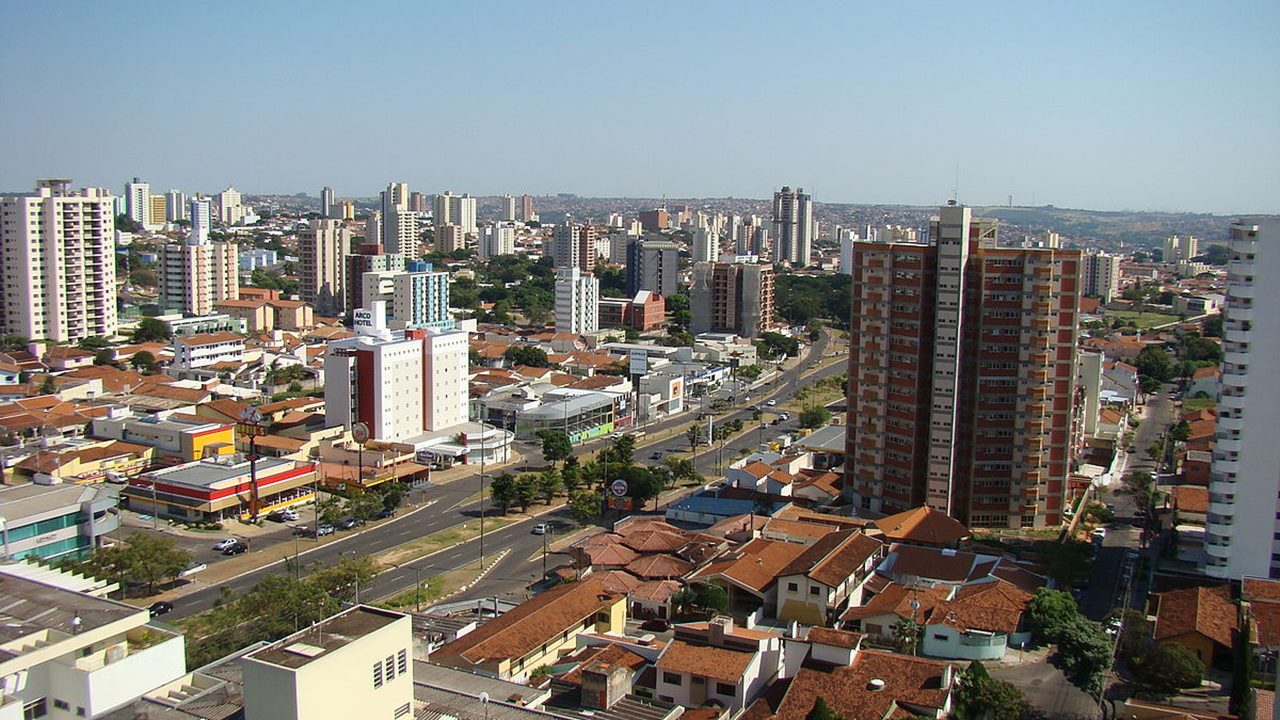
[321,186,334,218]
[1163,235,1200,263]
[627,238,679,297]
[837,228,857,274]
[480,222,516,258]
[147,194,167,230]
[345,245,406,320]
[437,224,466,253]
[638,208,669,232]
[1082,250,1122,303]
[502,194,517,222]
[843,203,1083,529]
[772,186,814,266]
[365,211,382,246]
[692,227,718,263]
[520,194,535,223]
[325,306,468,440]
[552,218,600,271]
[689,261,774,339]
[432,191,454,229]
[452,194,477,235]
[164,189,188,222]
[299,219,350,315]
[215,187,243,225]
[408,191,427,214]
[392,263,451,329]
[384,207,419,257]
[0,180,118,342]
[554,267,599,335]
[125,177,149,225]
[1205,219,1280,580]
[189,198,211,245]
[159,241,239,315]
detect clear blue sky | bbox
[2,1,1276,213]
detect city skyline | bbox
[1,2,1277,214]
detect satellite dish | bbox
[478,692,490,705]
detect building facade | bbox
[0,482,118,560]
[1205,219,1280,579]
[628,239,680,297]
[844,204,1083,529]
[689,261,774,339]
[554,267,600,335]
[0,181,118,343]
[299,218,349,316]
[159,241,239,316]
[392,265,451,329]
[1082,250,1121,303]
[772,186,814,266]
[345,245,406,321]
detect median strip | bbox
[374,517,515,567]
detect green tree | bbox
[504,344,549,367]
[537,430,573,467]
[317,496,346,525]
[1182,336,1223,364]
[536,469,563,504]
[38,375,58,395]
[1202,315,1223,338]
[0,334,29,352]
[799,406,832,429]
[129,267,158,287]
[513,474,539,512]
[686,423,705,451]
[130,350,158,374]
[115,213,142,232]
[132,317,172,343]
[1231,617,1256,720]
[693,582,728,615]
[805,697,845,720]
[77,336,113,351]
[561,456,582,493]
[1027,588,1080,643]
[1135,346,1175,383]
[612,434,637,465]
[380,481,407,510]
[488,472,516,514]
[664,456,702,486]
[346,489,384,521]
[666,294,692,331]
[469,348,483,366]
[894,617,923,654]
[953,661,1027,720]
[93,348,117,366]
[1050,615,1113,696]
[1036,541,1092,586]
[1132,642,1205,693]
[121,534,193,595]
[308,556,380,600]
[567,490,601,523]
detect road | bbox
[166,332,842,619]
[1079,387,1175,621]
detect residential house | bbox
[1149,584,1237,667]
[1187,365,1220,400]
[774,530,885,625]
[690,538,810,615]
[867,506,971,549]
[653,617,783,712]
[1170,485,1209,564]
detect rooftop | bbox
[145,455,300,489]
[0,570,146,649]
[246,605,405,669]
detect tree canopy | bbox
[131,317,172,343]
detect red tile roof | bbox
[1153,584,1237,648]
[872,506,971,547]
[769,650,952,720]
[656,639,755,684]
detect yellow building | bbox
[92,412,235,462]
[429,577,627,682]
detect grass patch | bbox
[378,561,489,610]
[375,517,514,567]
[1183,396,1216,412]
[1106,310,1180,329]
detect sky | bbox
[1,1,1277,214]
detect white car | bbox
[277,509,299,522]
[766,399,777,407]
[531,524,548,535]
[212,539,238,551]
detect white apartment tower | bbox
[300,219,350,315]
[159,242,239,316]
[502,194,517,222]
[555,267,599,335]
[692,227,718,263]
[1164,235,1200,263]
[1082,250,1122,303]
[321,186,334,218]
[125,177,149,224]
[392,266,451,329]
[189,198,211,245]
[385,207,419,257]
[421,328,469,430]
[164,189,188,222]
[215,186,243,225]
[772,186,814,266]
[480,222,516,258]
[0,180,118,342]
[1205,219,1280,580]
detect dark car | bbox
[148,601,174,617]
[650,451,663,460]
[336,517,363,530]
[222,542,248,556]
[640,618,671,632]
[375,508,396,519]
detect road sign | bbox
[610,479,628,497]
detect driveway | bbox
[989,651,1100,719]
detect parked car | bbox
[222,542,248,556]
[292,525,311,536]
[212,539,238,552]
[336,517,363,530]
[375,508,396,519]
[531,523,548,535]
[779,413,791,421]
[148,601,174,617]
[306,523,335,538]
[650,451,663,460]
[640,618,671,632]
[268,508,299,522]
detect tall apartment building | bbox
[552,218,600,271]
[692,227,718,263]
[146,194,167,230]
[844,203,1083,529]
[431,191,475,234]
[345,245,406,320]
[627,238,680,297]
[0,180,118,343]
[384,207,419,257]
[437,224,466,253]
[1082,250,1121,302]
[480,222,516,258]
[502,194,517,222]
[1205,219,1280,580]
[325,307,468,440]
[381,182,411,249]
[299,219,350,315]
[320,185,334,218]
[432,190,453,228]
[164,189,188,222]
[772,186,814,266]
[189,197,212,245]
[159,242,239,315]
[520,194,535,222]
[689,261,774,339]
[555,267,600,335]
[1163,235,1201,263]
[392,262,451,329]
[409,191,427,214]
[125,177,149,224]
[215,186,243,225]
[639,208,670,232]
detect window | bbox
[397,649,408,675]
[716,682,736,696]
[810,586,821,596]
[395,703,412,718]
[787,582,798,592]
[386,656,396,681]
[23,699,47,720]
[691,676,704,685]
[933,633,949,641]
[663,672,683,686]
[53,701,70,712]
[373,661,384,688]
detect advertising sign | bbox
[610,479,628,497]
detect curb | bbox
[430,548,511,606]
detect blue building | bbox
[0,482,118,560]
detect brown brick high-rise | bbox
[845,203,1082,529]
